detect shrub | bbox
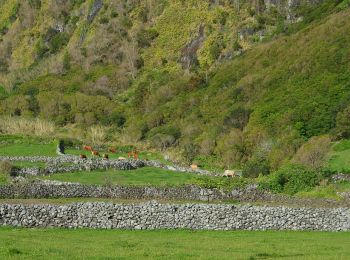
[193,177,249,191]
[260,163,320,195]
[293,135,331,170]
[335,105,350,138]
[243,155,270,178]
[50,32,70,53]
[86,125,108,145]
[150,133,176,151]
[0,161,13,182]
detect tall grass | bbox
[86,125,108,145]
[0,117,55,137]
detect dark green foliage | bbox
[194,177,249,191]
[101,111,126,127]
[99,16,109,24]
[50,32,70,53]
[120,16,132,28]
[136,28,159,48]
[243,155,270,178]
[28,0,41,9]
[260,164,320,195]
[335,105,350,138]
[0,85,8,100]
[70,0,85,7]
[63,52,71,71]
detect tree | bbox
[292,135,331,170]
[336,105,350,138]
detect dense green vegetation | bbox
[1,1,350,180]
[1,134,350,198]
[0,228,349,259]
[328,139,350,172]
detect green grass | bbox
[0,228,349,259]
[38,167,213,187]
[328,140,350,172]
[0,174,9,185]
[297,182,350,200]
[10,161,46,168]
[0,143,57,156]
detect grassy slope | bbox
[0,228,349,259]
[125,6,350,169]
[0,143,57,156]
[1,1,350,169]
[38,167,204,186]
[328,139,350,172]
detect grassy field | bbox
[0,228,349,259]
[328,140,350,172]
[38,167,222,187]
[0,143,57,157]
[296,182,350,200]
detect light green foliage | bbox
[0,0,350,171]
[0,135,56,156]
[0,0,18,34]
[328,139,350,172]
[297,182,350,200]
[259,164,320,195]
[0,228,349,259]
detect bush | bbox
[293,135,331,170]
[0,161,13,182]
[243,155,270,178]
[260,163,321,195]
[193,177,249,191]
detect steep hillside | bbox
[0,0,350,170]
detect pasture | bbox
[38,167,208,186]
[0,228,349,259]
[328,139,350,172]
[36,167,244,188]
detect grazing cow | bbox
[83,145,93,151]
[223,170,242,178]
[80,154,87,159]
[109,148,117,153]
[91,150,100,157]
[128,150,139,160]
[190,164,198,171]
[103,153,109,160]
[133,151,139,160]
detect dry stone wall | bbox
[0,156,218,176]
[0,202,349,231]
[0,182,349,208]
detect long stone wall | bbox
[0,156,218,176]
[0,202,349,231]
[1,182,349,208]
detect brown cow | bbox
[109,148,117,153]
[83,145,93,151]
[128,150,139,160]
[80,154,87,159]
[91,150,100,157]
[103,154,109,160]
